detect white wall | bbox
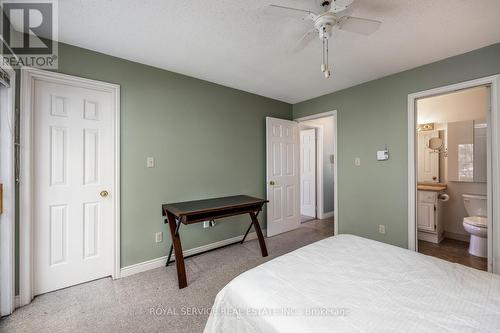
[300,116,335,214]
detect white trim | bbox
[0,61,16,316]
[120,231,263,278]
[295,110,338,235]
[321,211,334,219]
[407,75,500,273]
[19,68,121,306]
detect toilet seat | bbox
[463,216,487,228]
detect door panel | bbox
[418,130,439,182]
[33,79,115,295]
[417,202,435,232]
[300,129,316,218]
[266,117,300,236]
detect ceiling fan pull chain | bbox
[321,36,326,72]
[324,37,331,79]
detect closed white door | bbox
[418,130,439,182]
[266,117,300,237]
[300,129,316,218]
[33,78,116,295]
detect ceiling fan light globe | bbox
[321,64,327,72]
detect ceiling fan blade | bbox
[338,16,381,35]
[268,4,316,17]
[292,29,317,53]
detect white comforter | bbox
[204,234,500,333]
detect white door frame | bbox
[0,59,16,316]
[295,110,338,235]
[19,68,121,306]
[407,75,500,273]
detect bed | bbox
[204,234,500,332]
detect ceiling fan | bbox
[268,0,382,78]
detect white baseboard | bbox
[418,231,443,244]
[444,231,470,242]
[319,211,334,219]
[120,230,264,278]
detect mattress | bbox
[204,234,500,333]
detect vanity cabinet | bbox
[417,190,444,243]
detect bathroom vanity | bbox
[417,184,448,243]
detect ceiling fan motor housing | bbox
[315,13,336,39]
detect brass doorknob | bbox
[100,190,109,198]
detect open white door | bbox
[0,65,15,316]
[266,117,300,237]
[300,129,316,218]
[417,130,439,182]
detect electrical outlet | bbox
[355,157,361,166]
[203,220,216,228]
[378,224,386,234]
[147,157,155,168]
[155,232,163,243]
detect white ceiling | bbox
[59,0,500,104]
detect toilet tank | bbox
[462,194,487,217]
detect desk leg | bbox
[166,219,181,267]
[167,212,187,289]
[249,212,268,257]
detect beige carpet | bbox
[1,219,333,333]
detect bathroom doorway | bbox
[408,76,500,273]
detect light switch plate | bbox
[155,232,163,243]
[378,224,386,234]
[147,157,155,168]
[355,157,361,166]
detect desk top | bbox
[162,195,268,217]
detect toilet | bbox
[462,194,487,258]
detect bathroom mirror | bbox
[447,119,487,182]
[428,137,444,150]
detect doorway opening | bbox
[408,75,500,273]
[415,85,489,270]
[297,113,336,226]
[265,111,337,238]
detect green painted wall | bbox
[293,43,500,248]
[16,43,291,274]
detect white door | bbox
[33,78,116,295]
[418,130,439,182]
[417,203,435,232]
[300,129,316,218]
[0,73,15,316]
[266,117,300,237]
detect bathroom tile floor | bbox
[418,238,487,271]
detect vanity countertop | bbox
[417,183,447,192]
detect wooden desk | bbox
[162,195,269,288]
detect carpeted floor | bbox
[1,219,333,333]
